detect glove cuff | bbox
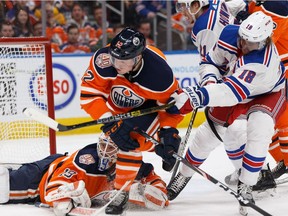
[183,86,209,107]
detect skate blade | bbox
[239,205,248,216]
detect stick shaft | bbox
[168,108,197,186]
[23,103,174,132]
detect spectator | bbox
[34,2,66,27]
[92,4,111,31]
[32,20,61,53]
[135,0,167,20]
[58,0,74,24]
[92,4,113,36]
[67,3,95,45]
[136,19,155,46]
[13,6,33,37]
[32,20,42,36]
[123,0,140,26]
[59,24,91,53]
[0,20,15,37]
[68,3,89,28]
[0,1,5,23]
[6,0,37,25]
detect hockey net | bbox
[0,37,56,165]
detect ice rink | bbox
[1,129,287,216]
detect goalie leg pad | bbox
[143,184,168,210]
[129,183,168,210]
[0,166,9,204]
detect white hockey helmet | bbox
[176,0,209,15]
[97,133,118,171]
[239,11,273,46]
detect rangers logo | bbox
[79,154,95,165]
[110,86,144,108]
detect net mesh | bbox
[0,43,51,164]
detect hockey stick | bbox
[68,180,131,216]
[135,129,272,216]
[168,108,198,187]
[23,103,174,132]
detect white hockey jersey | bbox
[199,25,285,107]
[191,0,245,60]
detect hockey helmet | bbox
[109,27,146,60]
[176,0,209,15]
[97,133,118,171]
[239,11,273,49]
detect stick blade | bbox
[23,107,59,131]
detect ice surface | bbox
[1,129,287,216]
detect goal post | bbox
[0,37,56,164]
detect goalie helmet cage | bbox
[0,37,56,164]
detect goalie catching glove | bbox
[102,120,140,152]
[45,180,91,216]
[155,127,181,171]
[166,87,208,115]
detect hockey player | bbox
[248,0,288,183]
[166,11,285,214]
[174,0,248,187]
[0,133,169,216]
[223,0,288,190]
[80,27,183,215]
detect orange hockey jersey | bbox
[80,45,183,129]
[39,144,114,206]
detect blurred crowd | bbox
[0,0,193,53]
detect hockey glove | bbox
[166,87,205,115]
[155,128,181,171]
[45,180,91,216]
[102,120,140,152]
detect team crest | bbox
[79,154,96,165]
[133,37,140,46]
[95,53,112,69]
[110,86,144,108]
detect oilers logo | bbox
[110,86,144,108]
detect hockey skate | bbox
[224,169,240,185]
[237,180,255,216]
[252,165,276,191]
[167,172,191,201]
[271,160,288,179]
[105,190,129,215]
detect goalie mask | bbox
[97,133,118,171]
